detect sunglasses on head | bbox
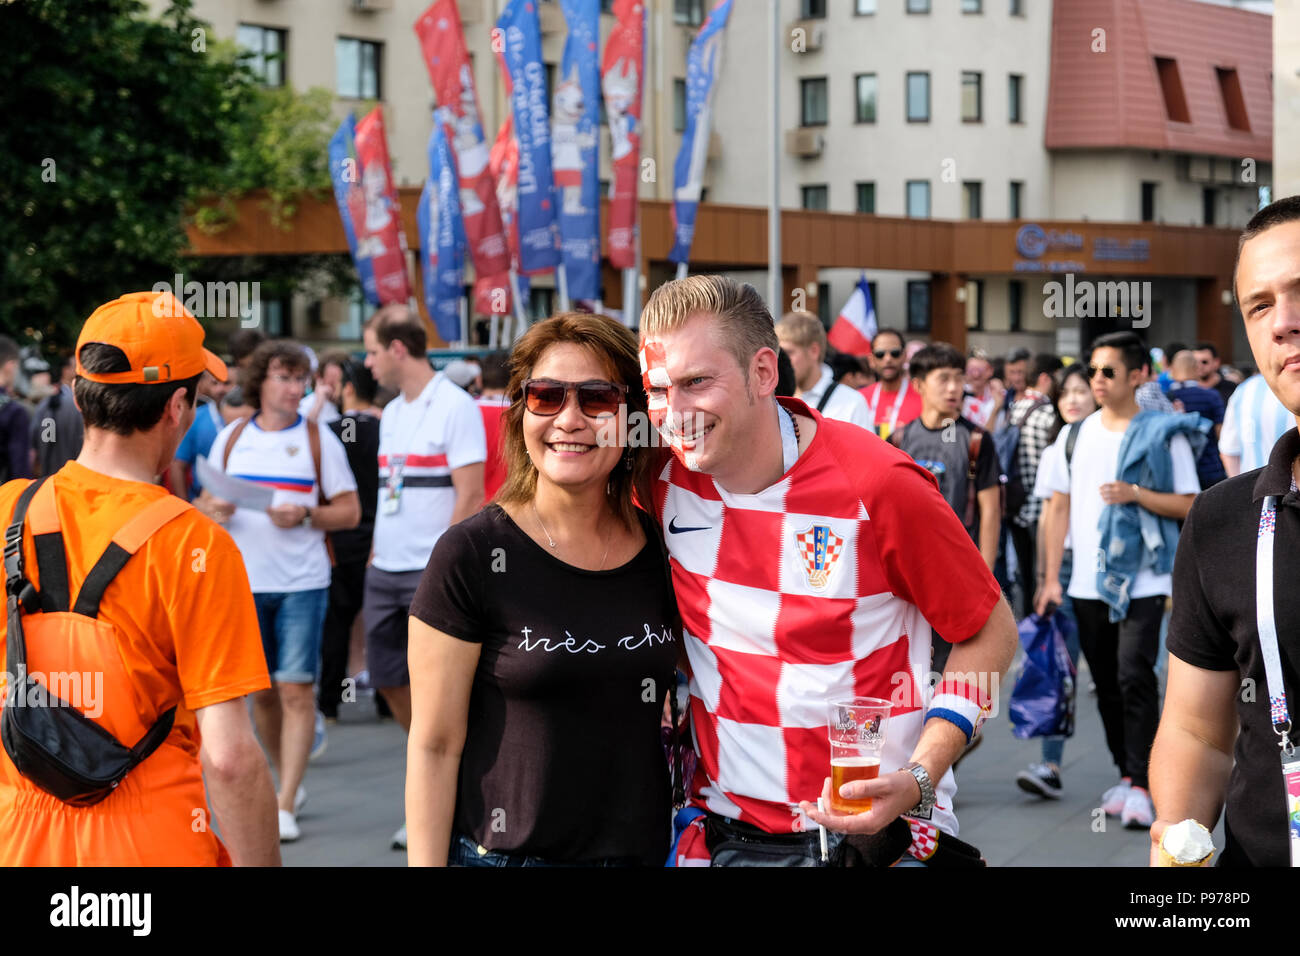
[1087,365,1119,380]
[873,348,903,359]
[521,378,628,417]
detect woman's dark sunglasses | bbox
[873,348,902,359]
[521,378,628,417]
[1087,365,1118,380]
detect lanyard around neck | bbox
[1257,492,1293,754]
[867,377,909,432]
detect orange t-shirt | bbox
[0,462,270,865]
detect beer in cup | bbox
[826,697,891,814]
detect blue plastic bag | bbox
[1009,611,1077,739]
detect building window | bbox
[1215,67,1251,131]
[962,0,982,12]
[906,0,930,12]
[906,180,930,218]
[1154,57,1191,123]
[1141,181,1158,222]
[1009,180,1023,219]
[1203,187,1217,226]
[906,72,930,122]
[817,282,832,327]
[961,71,982,122]
[237,24,286,88]
[673,78,687,132]
[856,182,876,214]
[855,74,877,123]
[907,280,931,332]
[802,185,829,210]
[855,0,877,12]
[673,0,704,26]
[801,77,828,126]
[1009,279,1024,332]
[1010,0,1024,13]
[963,181,982,219]
[966,279,985,330]
[801,0,827,18]
[337,37,381,100]
[1008,73,1023,123]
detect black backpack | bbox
[2,476,185,806]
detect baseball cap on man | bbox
[75,291,228,385]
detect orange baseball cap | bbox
[75,291,228,385]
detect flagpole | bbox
[676,262,688,281]
[767,0,781,315]
[557,262,571,313]
[458,294,468,349]
[508,268,528,342]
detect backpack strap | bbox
[306,419,324,506]
[71,495,194,618]
[965,425,985,530]
[816,383,838,414]
[1064,421,1081,474]
[221,416,252,473]
[24,477,70,613]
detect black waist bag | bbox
[2,476,179,807]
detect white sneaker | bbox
[294,784,307,815]
[1121,786,1155,829]
[278,809,301,842]
[391,823,407,850]
[1101,777,1133,816]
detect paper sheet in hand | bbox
[196,455,275,510]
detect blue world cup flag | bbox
[417,123,467,343]
[555,0,601,301]
[497,0,561,275]
[668,0,733,266]
[328,114,379,304]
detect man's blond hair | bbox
[774,310,827,356]
[640,275,778,381]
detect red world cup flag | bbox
[414,0,511,281]
[350,108,413,305]
[601,0,644,270]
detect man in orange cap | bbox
[0,291,280,866]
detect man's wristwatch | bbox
[301,506,313,528]
[902,762,936,816]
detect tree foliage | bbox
[0,0,345,354]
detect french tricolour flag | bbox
[827,275,877,357]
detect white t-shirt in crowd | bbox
[801,364,872,430]
[298,392,342,426]
[371,373,487,573]
[1034,430,1073,551]
[209,414,357,593]
[1038,411,1200,601]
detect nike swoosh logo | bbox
[668,516,710,534]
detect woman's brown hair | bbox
[496,312,655,531]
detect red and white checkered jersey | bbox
[652,398,1002,838]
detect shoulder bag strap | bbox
[72,495,194,618]
[222,417,252,473]
[816,383,838,414]
[965,426,984,529]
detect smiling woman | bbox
[404,312,681,868]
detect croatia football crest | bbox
[796,524,844,590]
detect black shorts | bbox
[362,567,424,689]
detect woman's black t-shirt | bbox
[409,503,677,865]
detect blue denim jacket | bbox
[1096,411,1209,622]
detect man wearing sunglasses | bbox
[1036,331,1203,830]
[640,275,1017,867]
[859,328,922,441]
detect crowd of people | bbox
[0,196,1298,868]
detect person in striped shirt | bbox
[1219,371,1293,477]
[640,275,1018,866]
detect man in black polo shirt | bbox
[1150,195,1300,867]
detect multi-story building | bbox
[163,0,1274,361]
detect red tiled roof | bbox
[1045,0,1272,160]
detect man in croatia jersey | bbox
[640,276,1017,865]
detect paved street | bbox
[277,654,1220,867]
